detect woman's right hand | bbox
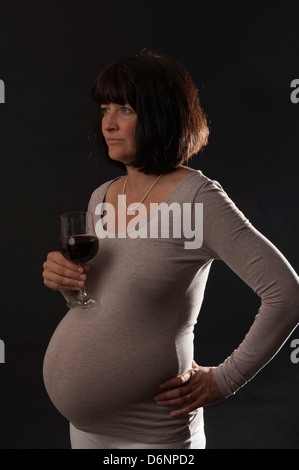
[42,251,89,291]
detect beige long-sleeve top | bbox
[43,170,299,444]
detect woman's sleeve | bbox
[197,179,299,397]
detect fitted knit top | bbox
[43,170,299,444]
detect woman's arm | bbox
[201,180,299,397]
[154,178,299,413]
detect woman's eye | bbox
[121,106,135,114]
[100,105,134,116]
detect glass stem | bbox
[77,286,88,301]
[77,263,88,301]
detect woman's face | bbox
[101,103,137,165]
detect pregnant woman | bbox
[42,50,299,449]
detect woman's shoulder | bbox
[173,167,224,200]
[92,175,124,196]
[88,175,124,211]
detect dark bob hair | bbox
[92,50,209,174]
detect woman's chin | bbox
[108,153,135,166]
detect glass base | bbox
[67,297,98,309]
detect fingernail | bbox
[78,267,84,273]
[80,274,86,280]
[78,281,84,287]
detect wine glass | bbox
[60,211,99,309]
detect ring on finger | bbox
[186,393,194,403]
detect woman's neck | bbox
[124,166,163,193]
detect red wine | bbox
[60,235,99,263]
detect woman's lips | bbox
[106,139,124,144]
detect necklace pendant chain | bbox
[122,174,163,211]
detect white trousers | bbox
[70,422,206,449]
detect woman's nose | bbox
[103,113,119,132]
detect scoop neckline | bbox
[99,169,200,237]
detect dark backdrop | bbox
[0,0,298,449]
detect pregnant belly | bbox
[43,308,178,429]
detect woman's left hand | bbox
[153,361,224,417]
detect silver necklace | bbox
[122,174,163,211]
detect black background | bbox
[0,0,298,449]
